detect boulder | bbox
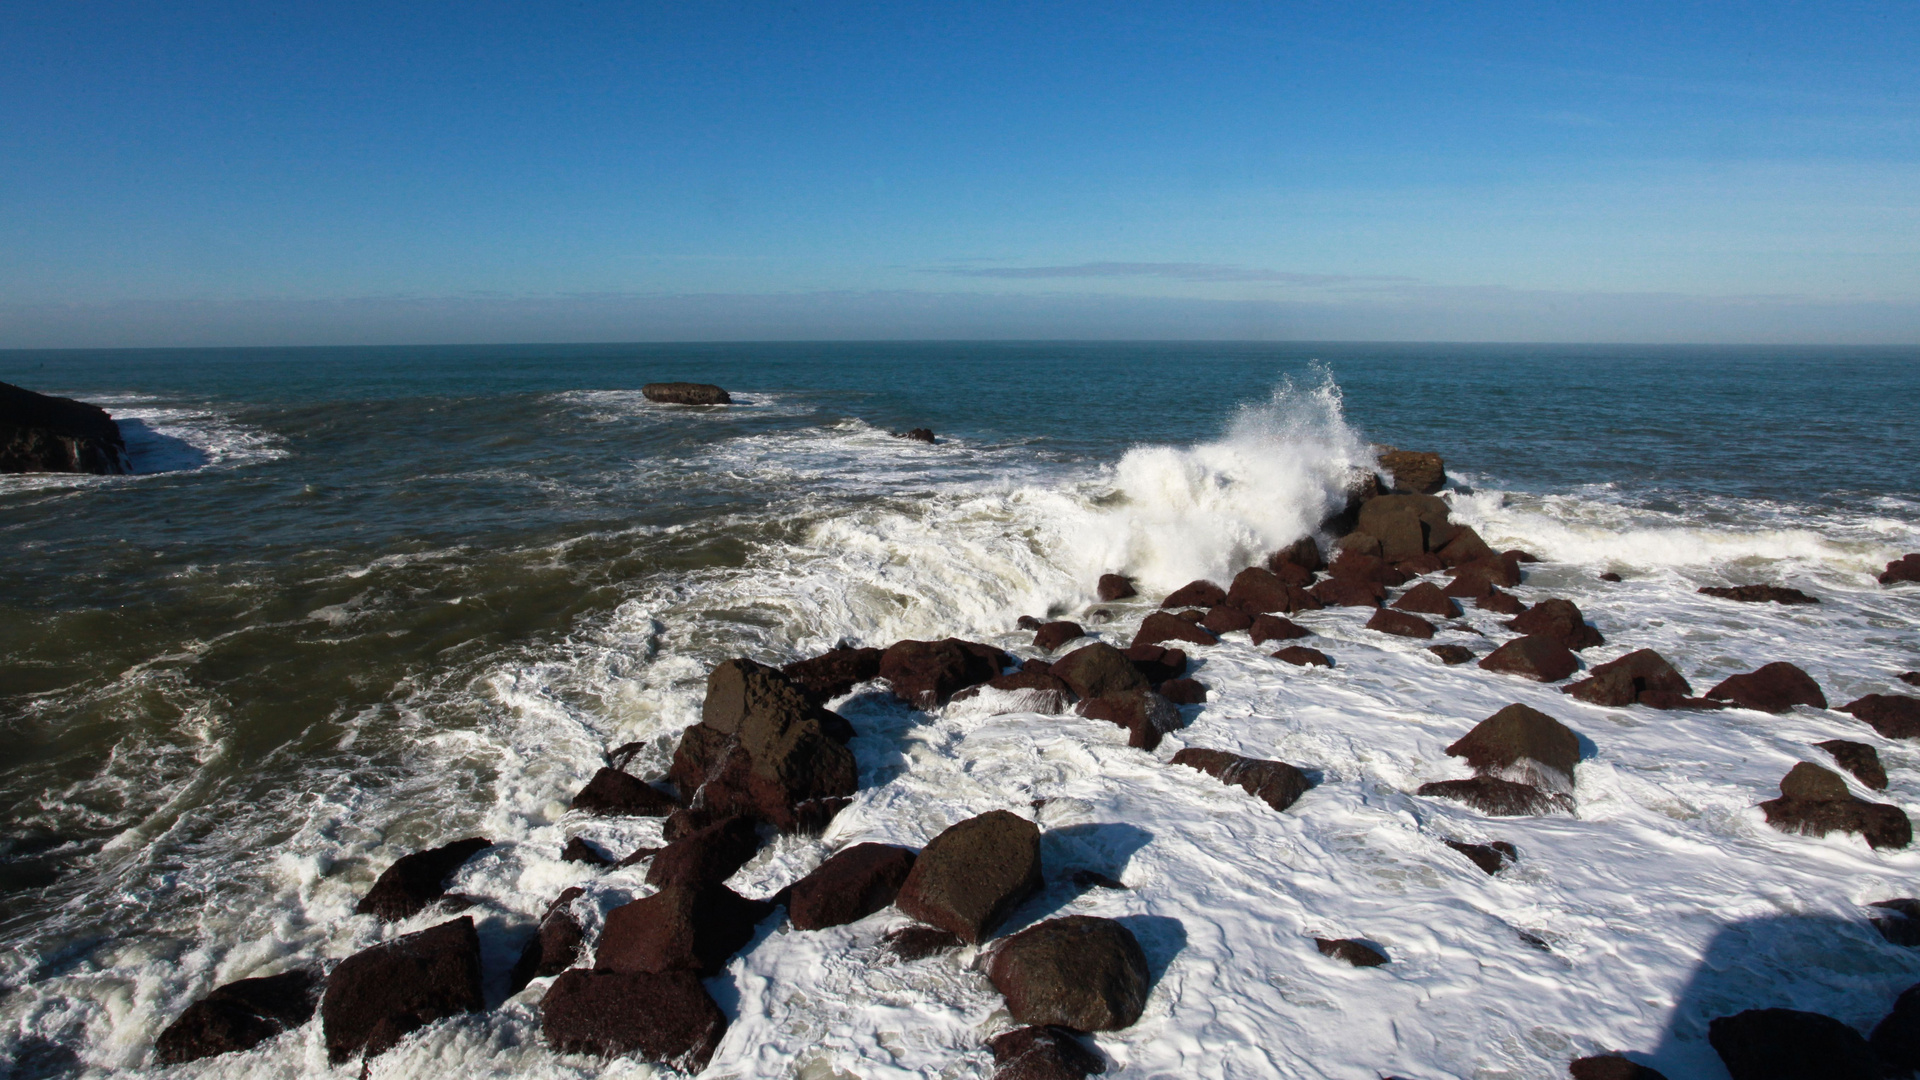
[989,1025,1107,1080]
[1274,646,1332,668]
[986,916,1150,1031]
[1336,532,1382,558]
[1359,503,1427,562]
[1096,574,1138,601]
[645,814,762,888]
[1760,763,1911,850]
[1050,642,1150,700]
[1840,695,1920,739]
[1706,662,1827,713]
[154,969,319,1064]
[1227,566,1319,614]
[1269,535,1326,574]
[560,837,613,866]
[1708,1008,1885,1080]
[1250,614,1310,644]
[1445,555,1523,595]
[1033,621,1087,652]
[895,810,1043,943]
[540,968,727,1068]
[879,639,1010,708]
[1171,748,1309,811]
[781,646,883,705]
[1568,1056,1668,1080]
[1132,611,1217,648]
[670,658,859,833]
[1079,690,1182,750]
[1311,577,1385,608]
[508,889,586,995]
[898,427,937,443]
[1442,839,1516,875]
[1366,608,1434,639]
[1564,649,1691,706]
[1478,636,1579,682]
[1903,672,1920,688]
[1872,982,1920,1071]
[1396,552,1446,576]
[1157,678,1207,705]
[1200,604,1253,635]
[1476,589,1527,615]
[1417,776,1567,816]
[571,768,677,816]
[1161,580,1227,608]
[641,382,730,405]
[952,669,1077,714]
[1817,739,1888,790]
[1880,554,1920,586]
[0,380,128,474]
[1122,644,1188,685]
[1506,549,1541,563]
[1871,900,1920,947]
[1376,449,1446,495]
[1328,550,1409,586]
[1429,644,1475,665]
[883,925,965,961]
[1314,938,1388,967]
[785,843,917,930]
[1506,598,1602,651]
[320,917,483,1064]
[354,838,491,922]
[1437,526,1496,567]
[1393,582,1461,617]
[1699,585,1819,605]
[1446,704,1580,790]
[596,881,775,977]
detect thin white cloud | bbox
[922,262,1414,285]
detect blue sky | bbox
[2,1,1916,345]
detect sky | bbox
[1,1,1917,346]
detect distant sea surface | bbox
[3,342,1919,1079]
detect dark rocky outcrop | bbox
[1200,604,1253,635]
[1227,566,1319,615]
[646,814,762,888]
[1443,839,1516,875]
[1475,589,1527,615]
[1699,585,1819,605]
[1870,899,1920,946]
[1376,448,1446,495]
[561,837,614,866]
[1437,526,1495,568]
[1872,982,1920,1071]
[668,658,859,833]
[1079,690,1182,750]
[1273,646,1332,668]
[1250,613,1310,644]
[1706,662,1827,713]
[1328,550,1409,587]
[1446,704,1580,790]
[1269,535,1326,574]
[321,917,483,1064]
[1366,608,1435,639]
[1598,572,1624,582]
[641,382,730,405]
[879,639,1010,708]
[989,1025,1107,1080]
[1760,762,1911,850]
[154,969,320,1064]
[1879,554,1920,586]
[1903,672,1920,688]
[1444,554,1523,597]
[1161,580,1227,608]
[781,646,883,705]
[1708,1008,1885,1080]
[1417,776,1568,816]
[1840,695,1920,739]
[1428,644,1475,665]
[541,969,727,1067]
[1122,644,1188,685]
[1132,611,1217,648]
[1563,649,1691,707]
[1568,1055,1669,1080]
[1171,748,1309,812]
[1817,739,1889,790]
[1506,598,1603,651]
[1311,577,1385,608]
[1050,643,1150,700]
[571,768,677,816]
[1157,678,1207,705]
[1033,621,1087,652]
[785,843,917,930]
[1393,582,1461,617]
[596,881,775,977]
[952,669,1077,714]
[1097,574,1137,601]
[883,925,965,961]
[895,810,1042,943]
[1478,636,1579,682]
[508,889,586,995]
[1314,938,1388,967]
[898,428,937,443]
[0,381,127,474]
[354,838,491,922]
[986,916,1150,1031]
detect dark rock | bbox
[1161,580,1227,608]
[670,658,860,833]
[1367,608,1435,639]
[989,1025,1107,1080]
[1269,535,1326,574]
[1447,704,1580,788]
[1476,589,1527,615]
[1872,900,1920,946]
[1157,677,1207,705]
[1706,662,1827,713]
[878,638,1009,708]
[1506,549,1541,563]
[354,838,492,922]
[987,916,1150,1031]
[1274,646,1332,668]
[952,669,1077,714]
[1175,608,1205,623]
[1336,532,1382,558]
[1598,572,1624,583]
[1445,555,1524,597]
[1311,577,1385,608]
[571,768,677,816]
[561,837,613,866]
[1328,550,1410,586]
[1443,839,1516,875]
[1249,613,1310,644]
[1437,526,1496,567]
[781,646,883,705]
[1564,649,1692,706]
[641,382,730,405]
[1393,582,1461,617]
[1396,552,1446,576]
[1050,642,1150,700]
[899,427,937,443]
[1071,870,1127,890]
[1171,748,1309,811]
[1479,636,1579,682]
[508,889,587,995]
[1568,1055,1669,1080]
[154,969,320,1064]
[883,925,964,961]
[1314,938,1388,967]
[1818,740,1889,790]
[1096,573,1138,601]
[1122,644,1188,685]
[785,843,917,930]
[1708,1008,1885,1080]
[321,917,483,1064]
[1506,598,1603,651]
[617,846,661,867]
[540,968,727,1067]
[1357,498,1431,561]
[895,810,1043,943]
[0,380,128,474]
[1227,566,1320,614]
[1417,776,1567,816]
[1879,555,1920,586]
[1200,605,1253,635]
[1840,695,1920,739]
[1700,585,1819,605]
[1376,449,1446,494]
[1079,690,1182,750]
[1132,611,1217,648]
[645,814,761,888]
[596,881,774,977]
[1902,672,1920,688]
[1033,621,1087,652]
[1760,763,1911,850]
[1018,615,1045,630]
[1873,982,1920,1070]
[1429,644,1475,665]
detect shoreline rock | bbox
[0,380,128,474]
[641,382,730,405]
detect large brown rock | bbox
[781,646,883,705]
[1249,613,1310,644]
[1760,763,1911,850]
[1817,739,1888,790]
[1161,580,1227,608]
[1840,695,1920,738]
[1699,585,1819,605]
[597,882,775,977]
[1444,554,1523,596]
[1033,621,1087,652]
[508,889,587,995]
[1132,611,1217,648]
[1879,554,1920,586]
[1436,526,1495,567]
[1315,938,1388,967]
[1171,748,1309,812]
[879,639,1010,707]
[1709,1008,1886,1080]
[1376,449,1446,495]
[1327,550,1408,586]
[1446,704,1580,789]
[1443,839,1516,876]
[1706,662,1827,713]
[1563,649,1691,706]
[1079,690,1182,750]
[1268,535,1326,574]
[986,916,1150,1031]
[645,814,762,888]
[1417,777,1568,816]
[354,838,491,923]
[541,968,727,1067]
[1478,636,1579,682]
[1273,646,1332,668]
[785,843,917,930]
[1366,608,1434,639]
[1050,642,1150,700]
[1392,582,1461,617]
[989,1025,1107,1080]
[641,382,730,405]
[669,659,859,832]
[320,917,483,1064]
[154,970,319,1064]
[0,380,128,475]
[1310,577,1385,608]
[1506,598,1603,651]
[1096,574,1137,601]
[1226,566,1318,614]
[1199,604,1253,635]
[1123,644,1187,685]
[571,768,677,816]
[895,810,1042,943]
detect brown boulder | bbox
[1903,672,1920,687]
[354,838,491,923]
[895,810,1043,943]
[1396,552,1446,576]
[1171,748,1309,811]
[508,889,587,995]
[1200,605,1253,635]
[1476,589,1526,614]
[1269,535,1326,573]
[1706,662,1827,713]
[1359,503,1427,562]
[986,916,1150,1031]
[1446,704,1580,789]
[1479,636,1579,682]
[1429,644,1475,665]
[1445,554,1523,594]
[1249,613,1310,644]
[1157,678,1207,705]
[1840,695,1920,738]
[786,843,917,930]
[1132,611,1217,648]
[1080,690,1183,750]
[1050,642,1151,700]
[1096,574,1137,601]
[154,970,319,1065]
[1376,449,1446,494]
[989,1025,1107,1080]
[1314,938,1388,967]
[1393,582,1461,617]
[596,881,774,977]
[669,658,859,833]
[879,639,1010,707]
[1709,1008,1886,1080]
[540,968,727,1067]
[1417,776,1568,816]
[1760,763,1911,850]
[645,814,762,888]
[1033,621,1086,652]
[1366,608,1434,639]
[641,382,730,405]
[1699,585,1819,605]
[1564,649,1691,706]
[571,768,677,816]
[1311,577,1385,608]
[952,669,1077,714]
[1442,839,1516,875]
[1816,740,1888,790]
[1328,550,1409,586]
[1274,646,1332,667]
[780,646,883,704]
[1227,565,1319,614]
[1506,598,1604,651]
[1880,554,1920,585]
[1122,644,1187,685]
[320,917,483,1064]
[1160,580,1227,608]
[1437,526,1495,567]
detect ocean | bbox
[2,341,1919,1079]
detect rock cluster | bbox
[640,382,730,405]
[1759,762,1911,850]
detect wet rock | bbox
[1706,662,1827,713]
[0,380,128,474]
[1879,554,1920,586]
[508,889,586,995]
[1227,565,1320,614]
[883,925,964,961]
[1328,550,1410,587]
[1161,580,1227,608]
[641,382,730,405]
[1250,613,1310,644]
[1568,1055,1669,1080]
[354,838,492,922]
[1392,582,1461,617]
[1708,1008,1885,1080]
[1760,762,1911,850]
[1018,616,1044,630]
[1598,572,1624,583]
[1872,900,1920,946]
[1840,695,1920,739]
[781,646,883,705]
[1563,649,1692,707]
[1903,672,1920,688]
[1157,678,1207,705]
[898,427,936,443]
[1336,532,1382,558]
[1079,689,1183,750]
[785,843,917,931]
[989,1025,1107,1080]
[1700,585,1819,605]
[1376,449,1446,494]
[879,639,1010,708]
[1478,636,1579,682]
[1428,644,1475,665]
[1817,739,1889,790]
[987,916,1150,1030]
[645,814,762,888]
[1096,574,1137,601]
[1311,577,1386,608]
[1314,938,1388,967]
[558,837,613,866]
[1175,608,1205,623]
[1049,642,1150,700]
[1171,748,1309,812]
[952,669,1077,714]
[1367,608,1435,639]
[1200,604,1253,635]
[1417,776,1567,816]
[541,968,727,1067]
[1444,555,1524,598]
[1273,646,1332,668]
[321,917,483,1064]
[1122,644,1187,685]
[1437,526,1496,567]
[1395,553,1445,578]
[1443,839,1516,875]
[670,658,860,832]
[1446,703,1580,789]
[1269,535,1326,574]
[1033,621,1086,652]
[154,969,320,1064]
[571,768,677,817]
[1873,982,1920,1070]
[895,810,1043,943]
[1505,598,1602,651]
[596,881,775,977]
[1474,589,1527,615]
[1071,870,1127,890]
[1132,611,1217,648]
[1506,550,1541,563]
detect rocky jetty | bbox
[0,380,127,474]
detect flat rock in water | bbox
[1079,689,1182,750]
[596,882,774,977]
[508,889,586,995]
[1171,748,1309,812]
[1443,839,1516,875]
[895,810,1042,943]
[1250,613,1310,644]
[1131,611,1216,648]
[1699,584,1819,605]
[1902,671,1920,687]
[1709,1008,1886,1080]
[1840,694,1920,738]
[1478,635,1579,682]
[1049,642,1150,700]
[1760,763,1911,850]
[1505,598,1603,651]
[1273,646,1332,668]
[541,968,727,1068]
[154,969,320,1064]
[1315,938,1388,967]
[1418,776,1568,816]
[1446,704,1580,789]
[1706,662,1826,713]
[898,427,936,443]
[0,380,128,474]
[989,1025,1107,1080]
[780,646,883,705]
[560,837,614,866]
[1096,573,1137,601]
[571,768,677,816]
[987,916,1150,1031]
[1160,580,1227,608]
[321,917,483,1064]
[1033,621,1086,652]
[1428,644,1475,665]
[1366,608,1434,638]
[878,639,1009,708]
[1816,739,1888,790]
[1199,604,1252,635]
[785,843,917,931]
[354,837,491,922]
[1568,1055,1669,1080]
[641,382,730,405]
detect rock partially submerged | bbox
[321,917,483,1064]
[1880,554,1920,586]
[597,881,775,977]
[1418,776,1570,816]
[154,970,320,1064]
[0,380,127,474]
[895,810,1042,943]
[1816,739,1888,790]
[1699,585,1819,605]
[571,768,676,816]
[354,837,491,922]
[1132,611,1216,648]
[1563,649,1696,708]
[641,382,730,405]
[1315,937,1388,967]
[1478,635,1579,682]
[1568,1055,1669,1080]
[1171,748,1310,812]
[668,658,858,833]
[1366,608,1434,639]
[508,889,587,995]
[986,916,1150,1031]
[1709,1008,1886,1080]
[1840,695,1920,739]
[879,638,1010,707]
[781,646,883,704]
[1273,646,1332,668]
[897,427,936,443]
[1759,763,1911,850]
[1505,598,1603,651]
[1706,662,1826,713]
[989,1025,1106,1080]
[1445,704,1580,792]
[541,969,728,1067]
[784,843,917,930]
[1443,839,1516,876]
